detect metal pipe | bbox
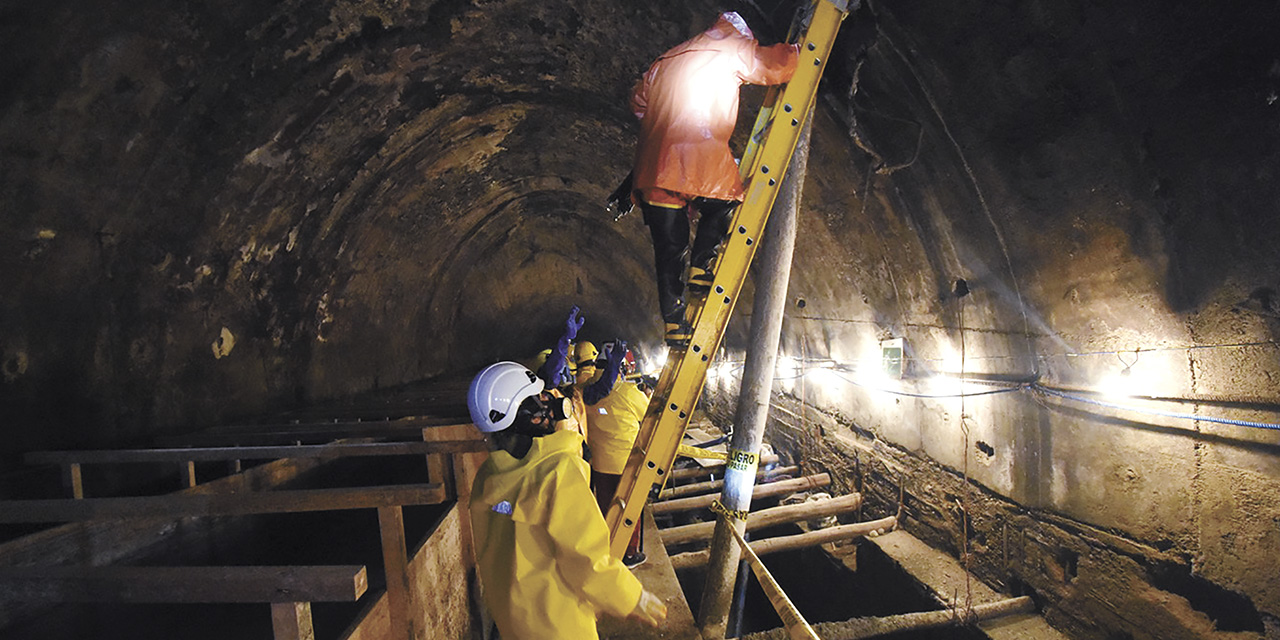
[697,108,812,640]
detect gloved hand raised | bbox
[607,340,628,371]
[628,589,667,628]
[564,306,585,342]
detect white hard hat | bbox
[468,361,545,433]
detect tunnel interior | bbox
[3,0,1280,638]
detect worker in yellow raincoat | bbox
[585,342,652,566]
[467,361,667,639]
[627,11,799,346]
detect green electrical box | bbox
[881,338,904,379]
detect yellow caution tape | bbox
[710,499,751,522]
[677,444,728,461]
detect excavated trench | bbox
[671,520,986,639]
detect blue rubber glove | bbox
[540,306,585,388]
[564,306,584,342]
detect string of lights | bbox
[705,356,1280,432]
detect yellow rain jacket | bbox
[586,381,649,475]
[630,15,799,204]
[470,429,643,639]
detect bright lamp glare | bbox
[925,374,966,396]
[646,348,668,376]
[1098,371,1140,399]
[808,367,843,397]
[776,356,800,379]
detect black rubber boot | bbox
[689,198,735,269]
[642,202,691,321]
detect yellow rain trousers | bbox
[470,429,643,639]
[586,381,649,475]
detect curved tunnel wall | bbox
[2,0,1279,638]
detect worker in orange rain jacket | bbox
[585,341,652,567]
[467,361,667,639]
[628,11,799,346]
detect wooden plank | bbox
[669,516,897,570]
[0,565,368,603]
[26,440,488,466]
[597,510,700,640]
[181,460,198,488]
[668,453,780,482]
[659,465,800,500]
[271,601,316,640]
[378,506,413,640]
[0,455,328,630]
[205,417,458,435]
[651,473,831,515]
[0,483,446,522]
[659,492,863,546]
[155,421,473,447]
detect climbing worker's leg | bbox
[688,198,737,294]
[642,201,693,347]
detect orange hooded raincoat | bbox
[630,14,799,205]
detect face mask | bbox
[515,393,569,434]
[548,395,570,421]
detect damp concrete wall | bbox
[2,0,1279,639]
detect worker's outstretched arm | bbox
[740,40,799,86]
[582,340,626,406]
[538,306,584,387]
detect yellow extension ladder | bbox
[606,0,852,558]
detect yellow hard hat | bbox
[575,341,599,369]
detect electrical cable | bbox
[710,352,1280,431]
[1031,384,1280,432]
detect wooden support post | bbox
[378,506,413,640]
[660,492,862,546]
[271,601,316,640]
[63,463,84,500]
[652,473,831,516]
[671,516,897,571]
[181,460,197,489]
